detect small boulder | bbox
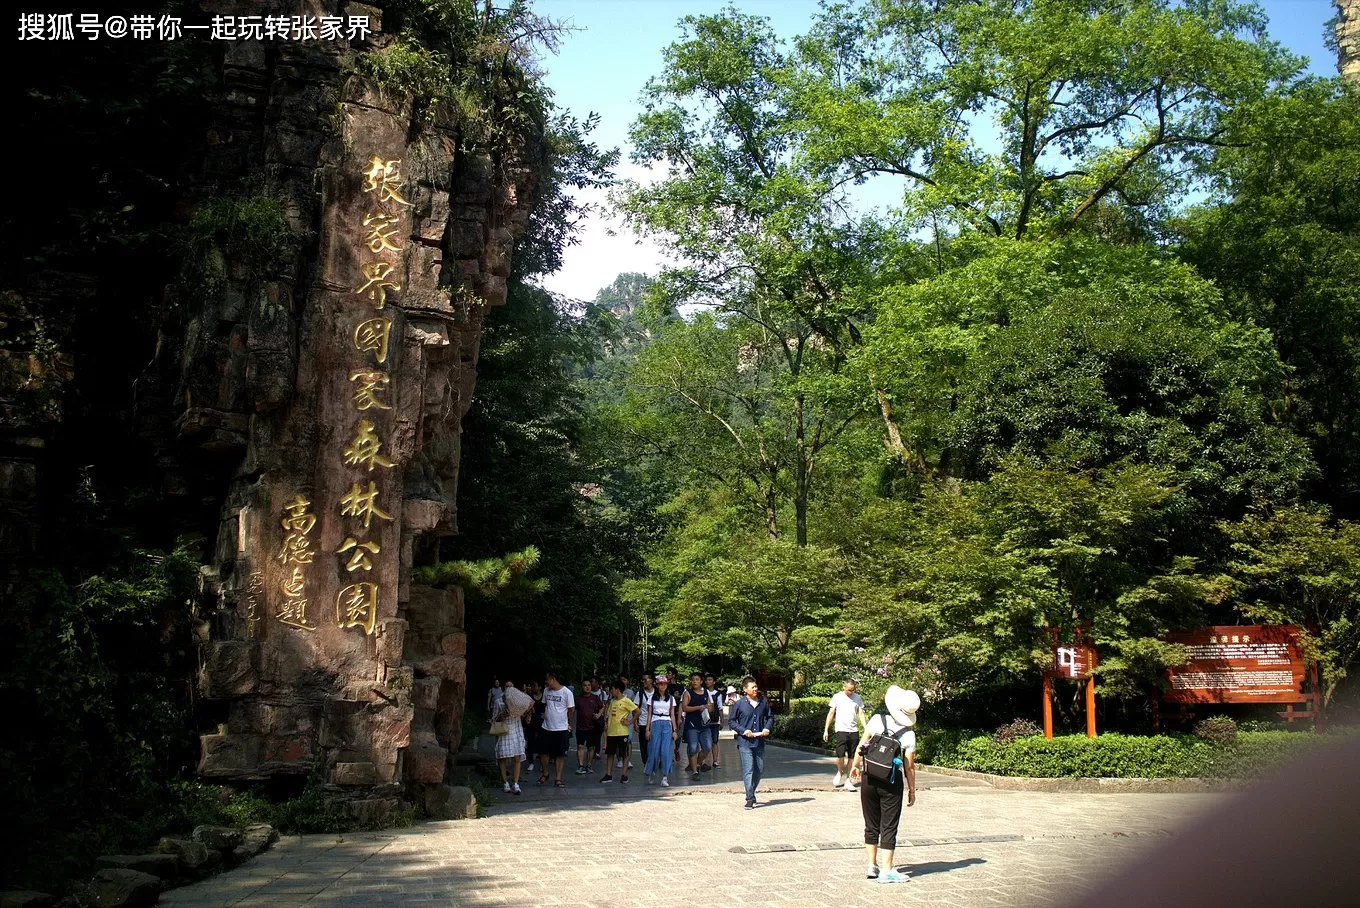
[154,837,215,875]
[421,784,476,820]
[238,824,277,859]
[0,892,56,908]
[95,855,179,878]
[191,824,243,852]
[86,869,162,908]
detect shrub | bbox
[787,696,829,717]
[1194,716,1239,746]
[993,718,1043,746]
[914,727,982,765]
[921,730,1334,778]
[772,715,825,746]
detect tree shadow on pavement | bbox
[899,857,986,876]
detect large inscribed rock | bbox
[182,1,537,799]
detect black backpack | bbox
[861,712,912,784]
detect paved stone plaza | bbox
[161,742,1222,908]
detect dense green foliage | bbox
[590,0,1360,727]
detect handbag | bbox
[489,716,509,736]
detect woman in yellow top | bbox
[600,679,639,784]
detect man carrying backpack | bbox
[848,685,919,883]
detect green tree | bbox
[791,0,1301,239]
[1177,83,1360,518]
[1219,505,1360,705]
[617,9,879,548]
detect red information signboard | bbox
[1053,644,1096,680]
[1162,625,1306,704]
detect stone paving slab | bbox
[160,743,1222,908]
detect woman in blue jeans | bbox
[643,675,679,785]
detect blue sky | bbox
[532,0,1343,302]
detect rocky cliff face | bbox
[148,1,537,810]
[1340,1,1360,84]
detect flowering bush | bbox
[1193,716,1238,747]
[993,718,1043,746]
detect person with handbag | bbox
[848,685,919,883]
[492,681,527,794]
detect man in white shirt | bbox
[538,672,576,787]
[823,678,866,790]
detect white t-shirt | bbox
[644,692,676,725]
[829,691,866,733]
[541,685,575,732]
[864,713,915,754]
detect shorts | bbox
[836,731,860,758]
[606,735,630,757]
[542,729,570,758]
[577,727,600,747]
[685,725,712,754]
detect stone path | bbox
[160,739,1222,908]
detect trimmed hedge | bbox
[773,715,826,746]
[923,730,1344,778]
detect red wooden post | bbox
[1042,675,1054,739]
[1085,675,1096,738]
[1151,689,1160,734]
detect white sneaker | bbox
[512,783,521,794]
[661,776,670,787]
[844,781,858,792]
[502,781,511,792]
[616,759,623,768]
[833,771,843,788]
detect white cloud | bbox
[535,163,674,304]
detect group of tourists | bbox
[486,670,920,882]
[487,670,775,807]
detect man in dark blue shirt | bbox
[728,675,773,809]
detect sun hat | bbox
[502,685,534,718]
[883,685,921,728]
[655,674,669,683]
[726,685,737,693]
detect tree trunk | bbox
[794,391,808,547]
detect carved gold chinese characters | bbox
[342,419,394,472]
[336,537,380,571]
[339,480,393,528]
[349,370,392,411]
[362,211,403,253]
[326,153,413,634]
[244,570,264,639]
[355,261,400,309]
[276,494,318,630]
[353,317,391,364]
[337,582,379,635]
[361,156,412,207]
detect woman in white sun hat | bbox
[848,685,919,884]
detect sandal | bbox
[537,775,549,785]
[554,780,566,788]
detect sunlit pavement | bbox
[159,739,1221,907]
